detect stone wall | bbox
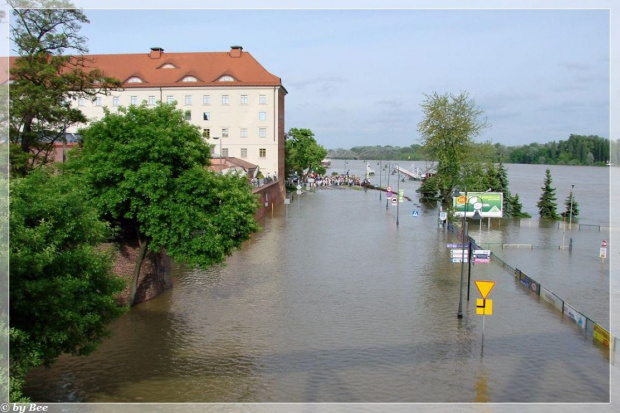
[105,243,173,306]
[253,180,285,220]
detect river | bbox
[23,162,618,412]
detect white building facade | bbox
[72,46,287,183]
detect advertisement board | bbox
[453,192,503,218]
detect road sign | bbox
[387,186,392,192]
[391,196,397,205]
[600,247,607,259]
[473,250,491,256]
[296,190,302,195]
[296,184,302,190]
[447,243,469,248]
[450,258,468,263]
[412,210,419,217]
[476,299,493,315]
[398,189,404,202]
[439,211,447,221]
[450,250,466,256]
[475,280,495,299]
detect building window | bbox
[259,148,266,158]
[259,94,267,104]
[219,75,234,82]
[222,95,229,105]
[240,94,248,105]
[185,95,192,105]
[203,112,210,121]
[202,129,210,139]
[95,97,103,106]
[259,128,267,138]
[222,148,229,157]
[148,96,156,106]
[240,128,248,138]
[181,76,198,82]
[259,112,267,121]
[127,77,143,83]
[130,96,138,105]
[185,111,191,121]
[203,95,210,105]
[222,128,229,138]
[78,97,85,106]
[113,96,120,106]
[241,148,247,158]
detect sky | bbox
[4,1,617,150]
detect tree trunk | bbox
[128,234,149,306]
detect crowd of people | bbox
[289,172,371,188]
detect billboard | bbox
[453,192,503,218]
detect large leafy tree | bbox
[285,128,327,177]
[74,103,260,305]
[9,167,127,401]
[9,1,121,176]
[417,91,490,203]
[537,169,560,220]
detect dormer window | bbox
[181,76,199,82]
[160,63,177,69]
[126,77,143,83]
[218,75,235,82]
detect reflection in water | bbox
[23,164,611,403]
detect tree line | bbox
[327,134,612,166]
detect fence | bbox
[519,219,609,232]
[491,251,616,361]
[447,221,616,361]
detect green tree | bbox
[285,128,327,177]
[9,2,121,176]
[537,169,560,219]
[74,103,259,305]
[561,190,580,219]
[9,167,127,401]
[508,193,531,218]
[417,91,490,203]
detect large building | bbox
[70,46,287,186]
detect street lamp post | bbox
[378,161,382,201]
[395,164,400,227]
[569,184,575,230]
[453,187,467,319]
[385,162,391,210]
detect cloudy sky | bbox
[6,1,616,150]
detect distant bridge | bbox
[392,164,424,180]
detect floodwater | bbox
[23,162,616,411]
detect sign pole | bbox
[482,313,486,350]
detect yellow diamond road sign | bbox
[475,280,495,299]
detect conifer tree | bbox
[537,169,560,219]
[561,190,579,219]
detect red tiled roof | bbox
[6,47,284,89]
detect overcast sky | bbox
[6,1,617,150]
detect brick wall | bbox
[253,180,285,220]
[104,243,172,306]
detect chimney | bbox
[230,45,243,58]
[149,47,164,59]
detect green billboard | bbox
[453,192,503,218]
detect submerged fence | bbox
[446,221,616,361]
